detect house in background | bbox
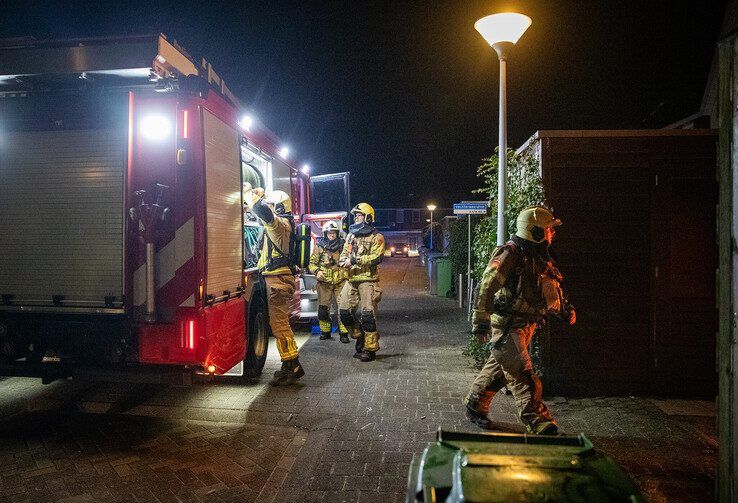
[374,207,452,252]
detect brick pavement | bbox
[0,258,717,502]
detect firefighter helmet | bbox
[351,203,375,224]
[515,206,561,243]
[264,190,292,214]
[322,220,340,237]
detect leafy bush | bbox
[446,215,481,278]
[462,333,490,369]
[462,147,545,370]
[472,147,544,277]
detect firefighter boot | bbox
[353,334,365,359]
[318,307,332,340]
[271,358,305,386]
[463,391,496,430]
[273,361,289,379]
[359,350,375,362]
[359,330,379,362]
[338,315,349,344]
[338,317,350,343]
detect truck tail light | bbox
[181,319,196,350]
[182,110,189,139]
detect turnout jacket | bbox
[309,239,347,285]
[252,199,293,276]
[472,239,568,334]
[340,227,385,282]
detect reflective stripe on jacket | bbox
[309,245,347,284]
[472,242,567,331]
[340,230,385,282]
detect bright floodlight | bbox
[140,114,171,140]
[238,114,254,131]
[427,204,437,212]
[279,146,290,159]
[301,164,310,175]
[474,13,532,47]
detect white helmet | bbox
[321,220,340,237]
[515,206,561,243]
[264,190,292,214]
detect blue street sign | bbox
[453,202,488,215]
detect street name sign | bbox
[453,202,488,215]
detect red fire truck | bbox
[0,35,349,383]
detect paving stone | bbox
[0,260,718,502]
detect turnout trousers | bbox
[464,323,556,434]
[317,280,348,335]
[338,281,382,351]
[264,274,299,361]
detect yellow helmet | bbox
[351,202,375,224]
[264,190,292,214]
[515,206,561,243]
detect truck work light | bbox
[238,115,254,131]
[140,114,172,140]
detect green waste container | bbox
[405,429,645,503]
[435,258,453,298]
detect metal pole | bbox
[467,278,474,321]
[145,242,156,323]
[496,55,507,246]
[467,215,472,275]
[467,214,472,311]
[430,210,434,250]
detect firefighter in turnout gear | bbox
[310,220,349,342]
[464,206,576,435]
[243,184,304,386]
[339,203,385,362]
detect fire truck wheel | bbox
[242,296,270,379]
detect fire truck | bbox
[0,35,350,383]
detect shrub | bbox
[463,147,545,371]
[472,147,544,277]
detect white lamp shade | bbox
[427,204,437,211]
[475,13,532,47]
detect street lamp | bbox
[475,12,531,245]
[427,204,437,250]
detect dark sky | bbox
[1,0,728,207]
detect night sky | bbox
[1,0,728,208]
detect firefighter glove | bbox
[243,183,265,209]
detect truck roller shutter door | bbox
[0,128,126,308]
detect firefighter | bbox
[309,220,349,342]
[464,206,576,435]
[338,203,385,362]
[243,184,304,386]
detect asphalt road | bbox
[0,257,717,503]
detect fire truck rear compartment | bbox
[0,92,128,310]
[0,92,129,369]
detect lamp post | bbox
[475,12,531,245]
[427,204,437,250]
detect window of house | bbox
[396,209,404,224]
[412,210,420,223]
